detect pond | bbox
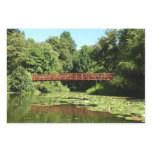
[7,93,143,123]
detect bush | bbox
[9,66,34,92]
[34,81,69,93]
[86,81,144,98]
[86,82,119,96]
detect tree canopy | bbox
[7,29,145,97]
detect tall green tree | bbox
[60,31,76,54]
[25,41,62,74]
[92,29,119,72]
[46,31,76,73]
[111,29,145,97]
[46,36,61,52]
[72,45,92,73]
[59,48,73,72]
[7,29,20,35]
[7,32,29,74]
[69,45,93,91]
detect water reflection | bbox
[31,104,111,117]
[7,94,138,123]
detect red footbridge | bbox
[32,73,115,81]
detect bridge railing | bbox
[32,73,115,81]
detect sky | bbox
[19,29,107,50]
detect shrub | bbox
[34,81,69,93]
[86,81,144,98]
[86,83,118,96]
[9,66,34,92]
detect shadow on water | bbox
[111,96,144,102]
[7,94,141,123]
[60,101,68,103]
[87,104,97,107]
[66,97,89,100]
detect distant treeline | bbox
[7,29,145,98]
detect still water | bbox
[7,93,137,123]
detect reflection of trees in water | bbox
[31,104,112,118]
[8,94,134,123]
[7,94,34,122]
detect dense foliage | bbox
[7,29,145,98]
[8,66,34,92]
[87,29,145,98]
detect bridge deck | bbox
[32,73,115,81]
